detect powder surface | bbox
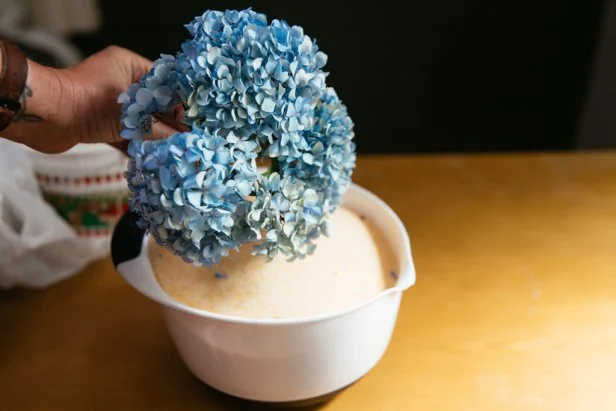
[148,206,398,319]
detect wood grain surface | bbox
[2,152,616,410]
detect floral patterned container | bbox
[29,143,129,255]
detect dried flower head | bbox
[119,9,355,266]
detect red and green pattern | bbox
[42,191,129,236]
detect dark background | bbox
[67,0,607,154]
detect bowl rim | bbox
[113,183,416,326]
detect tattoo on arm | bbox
[12,85,43,122]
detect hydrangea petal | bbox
[120,9,354,266]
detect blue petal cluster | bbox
[125,130,259,265]
[119,55,181,140]
[119,8,327,155]
[119,8,355,266]
[247,172,330,261]
[252,88,356,259]
[280,88,356,212]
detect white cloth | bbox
[0,140,105,289]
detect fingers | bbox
[105,45,153,83]
[172,104,187,124]
[150,116,187,140]
[110,111,189,156]
[107,44,189,155]
[130,53,153,83]
[153,106,189,132]
[149,102,189,140]
[104,46,187,157]
[108,140,130,156]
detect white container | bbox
[111,184,415,406]
[29,143,128,255]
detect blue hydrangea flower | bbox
[246,172,329,261]
[118,55,183,140]
[279,88,356,211]
[125,129,260,265]
[118,8,327,157]
[250,88,355,259]
[119,8,355,266]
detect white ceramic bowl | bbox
[111,184,415,405]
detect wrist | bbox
[23,59,73,122]
[0,50,79,152]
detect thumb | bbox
[128,51,153,83]
[106,45,153,83]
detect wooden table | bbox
[2,152,616,410]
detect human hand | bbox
[1,45,186,154]
[63,46,186,153]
